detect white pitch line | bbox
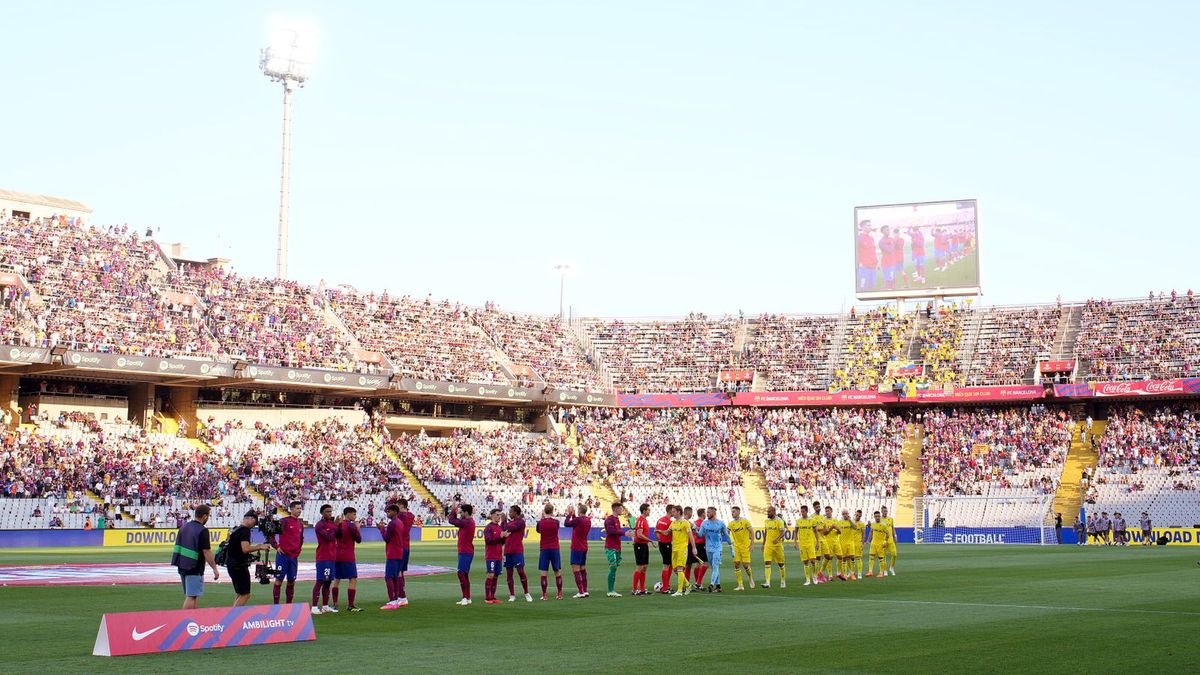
[808,597,1200,617]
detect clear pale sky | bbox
[4,2,1196,316]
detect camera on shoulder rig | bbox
[254,512,283,583]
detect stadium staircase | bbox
[383,445,444,515]
[155,413,179,436]
[740,468,771,527]
[895,424,925,527]
[1053,420,1103,519]
[590,478,620,508]
[1052,304,1083,360]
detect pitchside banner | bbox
[617,393,730,408]
[0,344,50,364]
[94,603,314,656]
[548,389,619,407]
[64,351,233,378]
[734,390,896,406]
[1054,378,1200,398]
[915,527,1054,544]
[245,365,390,390]
[105,529,228,548]
[398,378,540,402]
[912,385,1044,402]
[1124,527,1200,546]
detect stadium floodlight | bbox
[553,263,572,322]
[259,17,317,280]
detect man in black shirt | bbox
[227,511,273,606]
[1055,512,1063,544]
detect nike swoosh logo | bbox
[131,625,165,641]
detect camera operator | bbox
[228,510,273,607]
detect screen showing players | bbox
[854,199,980,300]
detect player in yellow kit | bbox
[761,506,787,589]
[820,506,842,581]
[880,505,898,576]
[837,509,859,581]
[727,506,755,590]
[849,509,867,579]
[868,510,891,579]
[792,504,821,586]
[809,501,826,582]
[669,505,698,596]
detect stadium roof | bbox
[0,188,92,213]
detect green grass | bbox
[1,543,1197,673]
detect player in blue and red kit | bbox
[563,504,591,598]
[447,503,475,605]
[312,504,337,614]
[483,509,506,604]
[379,500,415,609]
[270,500,304,604]
[332,507,363,612]
[535,504,563,600]
[503,505,533,602]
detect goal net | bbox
[914,495,1056,545]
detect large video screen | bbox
[854,199,980,300]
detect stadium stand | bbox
[739,314,838,391]
[833,307,914,391]
[1089,406,1200,528]
[917,305,964,386]
[474,305,604,391]
[0,218,219,357]
[963,304,1060,385]
[744,407,902,520]
[921,406,1071,498]
[399,427,591,518]
[1076,295,1200,381]
[170,265,362,371]
[325,289,507,383]
[583,314,737,393]
[568,407,747,520]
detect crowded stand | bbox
[397,427,589,518]
[744,407,903,519]
[0,218,219,357]
[206,416,435,524]
[326,289,507,383]
[0,413,252,529]
[1089,406,1200,528]
[1076,294,1200,381]
[169,265,362,371]
[740,314,837,391]
[584,314,737,392]
[833,306,914,391]
[474,305,604,391]
[964,305,1060,385]
[564,407,746,520]
[921,406,1071,498]
[916,305,964,386]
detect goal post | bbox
[913,495,1056,545]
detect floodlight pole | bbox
[554,264,571,322]
[260,36,308,280]
[276,80,294,280]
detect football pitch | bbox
[2,543,1197,673]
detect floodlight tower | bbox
[554,263,572,322]
[259,29,312,280]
